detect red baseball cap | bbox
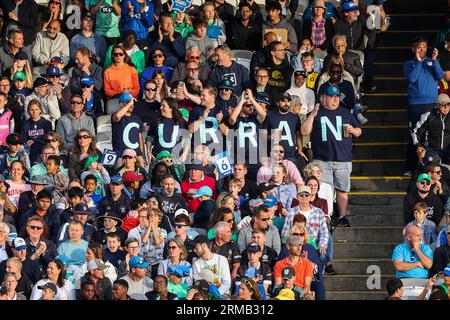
[122,171,144,184]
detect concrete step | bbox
[388,14,447,31]
[377,30,439,46]
[324,275,392,291]
[376,47,412,63]
[333,242,398,259]
[353,142,407,159]
[373,62,403,77]
[364,109,407,125]
[326,291,386,300]
[384,0,448,14]
[348,205,403,217]
[362,94,408,107]
[357,125,409,143]
[372,78,408,92]
[348,193,405,206]
[350,176,410,192]
[352,159,405,176]
[333,226,404,243]
[347,205,404,227]
[331,259,395,275]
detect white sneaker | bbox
[357,113,369,125]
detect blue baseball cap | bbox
[119,91,133,104]
[443,266,450,276]
[80,76,94,87]
[168,265,191,278]
[41,65,62,77]
[325,85,341,97]
[263,195,278,208]
[192,186,213,198]
[12,237,27,251]
[255,93,271,105]
[129,256,149,269]
[56,255,70,266]
[50,57,64,65]
[111,175,124,185]
[342,1,358,12]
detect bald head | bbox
[264,32,278,47]
[405,225,421,244]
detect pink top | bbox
[6,180,31,208]
[257,159,304,186]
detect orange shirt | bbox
[104,63,140,98]
[273,257,314,289]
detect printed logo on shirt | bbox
[101,6,114,13]
[223,73,237,86]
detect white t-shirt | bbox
[30,279,75,300]
[318,182,334,216]
[192,253,231,295]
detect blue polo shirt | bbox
[391,242,433,279]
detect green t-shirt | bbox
[167,281,189,299]
[90,0,120,38]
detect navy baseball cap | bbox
[342,1,358,12]
[110,175,124,185]
[41,66,62,78]
[80,76,94,87]
[255,93,271,105]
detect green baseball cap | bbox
[13,71,26,81]
[417,173,431,183]
[156,150,172,160]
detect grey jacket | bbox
[263,18,298,53]
[32,31,70,67]
[0,44,33,74]
[56,112,95,150]
[238,222,281,254]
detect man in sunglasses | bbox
[56,93,95,150]
[134,79,161,130]
[170,46,211,86]
[404,173,444,225]
[413,94,450,166]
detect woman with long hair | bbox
[104,45,140,99]
[207,207,238,241]
[152,69,170,102]
[306,176,328,216]
[6,161,31,210]
[146,97,187,158]
[303,162,334,218]
[115,148,148,183]
[43,131,69,167]
[68,129,102,179]
[200,2,226,47]
[269,163,297,209]
[140,49,173,94]
[172,10,194,39]
[30,259,75,300]
[234,278,262,300]
[157,236,193,285]
[80,242,117,286]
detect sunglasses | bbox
[145,87,157,92]
[258,217,270,222]
[273,150,284,154]
[175,224,187,228]
[81,85,91,89]
[153,54,164,58]
[122,155,133,159]
[431,170,442,174]
[292,232,305,236]
[71,101,83,105]
[29,225,43,230]
[241,278,254,290]
[190,56,201,60]
[112,52,125,57]
[187,68,199,72]
[224,219,234,223]
[168,246,178,250]
[78,135,91,140]
[299,193,310,197]
[419,180,431,186]
[46,138,58,143]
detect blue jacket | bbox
[120,0,155,40]
[403,57,444,105]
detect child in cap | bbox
[79,76,103,121]
[272,266,304,300]
[0,133,31,177]
[167,265,191,299]
[80,156,111,197]
[12,71,32,107]
[192,186,216,230]
[405,202,437,247]
[39,282,58,300]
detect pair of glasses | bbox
[273,150,284,154]
[187,68,199,72]
[299,193,310,198]
[71,101,83,105]
[256,75,269,79]
[29,225,43,230]
[224,219,234,223]
[81,85,91,89]
[431,170,442,174]
[145,87,157,92]
[175,224,187,229]
[78,135,91,140]
[292,232,305,236]
[189,56,201,60]
[241,278,254,290]
[112,52,124,57]
[153,54,164,58]
[259,217,270,222]
[122,156,133,159]
[46,138,57,143]
[168,246,178,250]
[419,181,431,186]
